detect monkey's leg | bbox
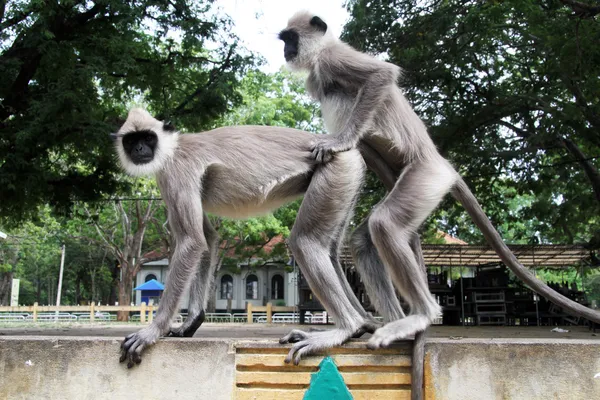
[285,213,380,344]
[120,194,207,368]
[366,159,457,349]
[332,212,384,336]
[168,214,219,338]
[281,151,368,365]
[350,217,406,323]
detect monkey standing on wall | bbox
[277,10,600,354]
[114,108,385,367]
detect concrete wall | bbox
[1,337,598,399]
[425,338,600,400]
[0,337,235,400]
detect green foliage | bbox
[344,0,600,245]
[0,0,256,222]
[219,69,323,132]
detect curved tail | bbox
[452,178,600,324]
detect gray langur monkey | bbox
[278,10,600,351]
[113,108,382,367]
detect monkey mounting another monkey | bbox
[278,10,600,351]
[114,108,388,367]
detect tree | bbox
[0,206,62,305]
[344,0,600,245]
[219,69,323,133]
[0,0,256,222]
[75,180,169,319]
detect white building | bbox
[134,259,299,311]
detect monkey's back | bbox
[169,126,318,219]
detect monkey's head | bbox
[112,108,179,177]
[279,11,334,71]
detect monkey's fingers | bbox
[310,147,325,163]
[279,329,309,344]
[167,328,184,337]
[351,327,366,339]
[127,343,145,368]
[284,347,294,364]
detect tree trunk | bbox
[117,276,133,322]
[36,264,41,304]
[206,278,217,313]
[47,277,53,305]
[75,276,81,305]
[0,271,12,305]
[91,269,96,304]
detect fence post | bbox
[90,301,95,323]
[33,302,38,322]
[247,302,253,324]
[266,302,272,324]
[140,302,146,324]
[148,304,153,323]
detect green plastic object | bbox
[303,356,353,400]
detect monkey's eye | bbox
[145,135,153,142]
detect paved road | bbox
[0,323,597,340]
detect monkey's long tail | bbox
[451,178,600,324]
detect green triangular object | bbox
[303,356,353,400]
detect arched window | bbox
[145,274,157,282]
[220,275,233,299]
[246,274,259,300]
[271,275,284,300]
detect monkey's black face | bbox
[278,29,299,61]
[121,130,158,165]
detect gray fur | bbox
[115,108,374,367]
[280,11,600,355]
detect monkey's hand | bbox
[310,137,356,163]
[119,324,162,368]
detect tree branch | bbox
[560,137,600,203]
[82,207,123,259]
[560,0,600,18]
[171,45,236,116]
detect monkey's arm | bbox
[312,49,400,163]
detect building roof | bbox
[134,279,165,291]
[220,234,286,259]
[435,231,468,245]
[340,244,594,269]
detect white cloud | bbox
[215,0,349,72]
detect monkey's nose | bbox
[284,50,297,61]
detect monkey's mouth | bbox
[284,50,297,61]
[132,156,154,165]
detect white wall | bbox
[137,261,298,311]
[215,265,298,311]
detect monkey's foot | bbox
[367,315,430,350]
[119,325,162,368]
[280,318,379,344]
[352,318,383,338]
[167,310,206,338]
[281,329,356,365]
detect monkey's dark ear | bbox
[163,121,176,132]
[310,16,327,33]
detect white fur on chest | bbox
[321,95,354,135]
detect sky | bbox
[214,0,350,72]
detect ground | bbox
[0,323,597,339]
